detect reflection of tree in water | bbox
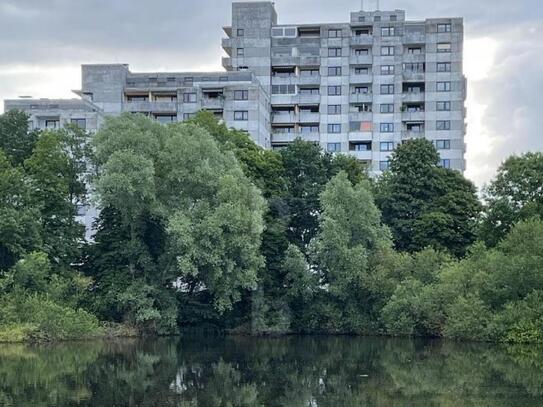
[1,336,543,406]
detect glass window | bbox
[380,141,394,151]
[299,87,319,95]
[380,104,394,113]
[183,113,195,120]
[327,142,341,152]
[353,86,369,94]
[436,101,451,111]
[328,85,342,96]
[236,48,244,56]
[379,160,390,171]
[354,48,369,55]
[328,48,342,57]
[155,115,177,124]
[381,46,395,56]
[354,66,369,74]
[183,93,197,103]
[70,118,86,129]
[439,159,451,168]
[380,123,394,132]
[300,125,319,133]
[436,120,451,130]
[437,23,452,33]
[234,111,248,121]
[327,124,341,133]
[234,90,249,100]
[237,28,244,37]
[45,119,60,129]
[407,47,422,54]
[329,29,341,38]
[390,15,397,22]
[437,43,451,53]
[374,16,381,22]
[437,82,451,92]
[437,62,451,72]
[300,69,320,76]
[380,84,394,94]
[380,65,394,75]
[328,105,341,114]
[435,139,451,149]
[328,66,342,76]
[381,27,395,37]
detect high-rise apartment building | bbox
[4,1,466,173]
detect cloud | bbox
[0,0,541,187]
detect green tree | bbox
[0,110,39,166]
[479,152,543,246]
[375,139,481,257]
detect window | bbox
[407,47,422,54]
[436,120,451,130]
[355,104,372,113]
[328,66,342,76]
[234,90,249,100]
[437,62,451,72]
[272,85,296,94]
[300,69,320,76]
[234,110,249,121]
[273,126,295,133]
[237,28,245,37]
[328,85,342,96]
[437,43,451,53]
[327,142,341,152]
[358,16,366,22]
[236,48,244,56]
[183,113,196,120]
[184,77,194,85]
[435,139,451,149]
[45,119,60,129]
[126,94,148,102]
[329,29,341,38]
[374,16,381,22]
[439,159,451,168]
[380,65,394,75]
[183,92,197,103]
[327,124,341,133]
[351,142,370,151]
[381,27,395,37]
[437,23,452,33]
[380,103,394,113]
[380,123,394,132]
[353,86,369,94]
[381,46,395,56]
[328,104,341,114]
[70,118,86,129]
[299,87,319,95]
[300,125,319,133]
[354,66,369,74]
[380,141,394,151]
[437,81,451,92]
[328,48,342,57]
[436,101,451,111]
[404,62,425,72]
[155,114,177,124]
[354,48,369,55]
[380,160,390,171]
[380,84,394,94]
[390,15,397,22]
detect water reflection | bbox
[0,336,542,406]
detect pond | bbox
[0,335,542,406]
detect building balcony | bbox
[271,94,298,105]
[349,111,373,122]
[298,94,321,104]
[349,150,372,160]
[299,112,320,122]
[271,132,297,143]
[402,71,425,81]
[122,101,178,113]
[401,130,425,139]
[201,97,225,109]
[350,74,373,84]
[350,55,373,65]
[222,57,232,70]
[272,112,298,124]
[351,35,373,46]
[401,111,425,121]
[221,37,233,52]
[402,92,425,103]
[349,131,373,141]
[299,56,321,66]
[349,93,373,103]
[402,54,426,64]
[271,76,298,85]
[299,75,321,85]
[271,56,299,66]
[299,132,320,142]
[403,33,426,44]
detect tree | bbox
[479,152,543,246]
[0,110,39,166]
[375,139,481,257]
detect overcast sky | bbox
[1,0,542,187]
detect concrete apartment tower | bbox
[5,1,466,175]
[222,2,466,172]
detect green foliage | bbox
[376,139,481,257]
[480,152,543,246]
[0,110,38,166]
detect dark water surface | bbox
[1,335,542,406]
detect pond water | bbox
[0,335,542,406]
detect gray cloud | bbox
[0,0,542,187]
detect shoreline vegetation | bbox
[0,110,542,344]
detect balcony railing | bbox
[401,111,425,121]
[401,130,425,139]
[201,97,225,109]
[351,35,373,46]
[349,55,373,65]
[402,71,425,81]
[122,101,178,113]
[349,93,373,103]
[402,92,425,103]
[271,112,298,124]
[299,112,320,122]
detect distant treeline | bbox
[0,110,542,343]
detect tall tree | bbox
[479,152,543,246]
[375,139,481,257]
[0,110,39,166]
